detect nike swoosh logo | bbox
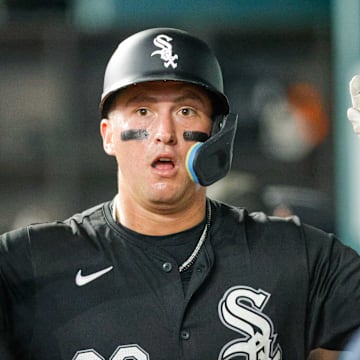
[75,266,113,287]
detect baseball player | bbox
[1,28,360,360]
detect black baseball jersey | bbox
[1,198,360,360]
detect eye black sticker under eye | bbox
[183,131,209,142]
[121,129,150,141]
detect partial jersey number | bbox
[73,344,149,360]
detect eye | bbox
[180,107,196,116]
[136,108,150,116]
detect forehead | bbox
[113,81,213,107]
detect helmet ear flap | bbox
[186,113,238,186]
[211,115,225,136]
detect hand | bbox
[307,348,340,360]
[347,75,360,136]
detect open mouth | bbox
[151,158,175,169]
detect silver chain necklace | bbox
[111,195,211,273]
[178,200,211,273]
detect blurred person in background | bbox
[337,74,360,360]
[0,28,359,360]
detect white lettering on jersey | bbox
[73,344,149,360]
[218,286,282,360]
[73,349,104,360]
[151,34,178,69]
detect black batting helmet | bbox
[100,27,229,117]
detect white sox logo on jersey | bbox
[151,34,178,69]
[218,286,282,360]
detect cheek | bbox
[115,139,148,168]
[187,121,212,138]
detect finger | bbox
[349,75,360,109]
[347,107,360,135]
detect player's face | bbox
[100,81,213,208]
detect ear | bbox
[100,119,115,156]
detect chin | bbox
[152,182,169,191]
[148,184,182,203]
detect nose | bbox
[154,111,177,145]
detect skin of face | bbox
[100,81,213,222]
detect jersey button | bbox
[196,266,204,273]
[162,262,173,273]
[180,330,190,340]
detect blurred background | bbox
[0,0,359,252]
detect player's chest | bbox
[28,247,306,360]
[24,233,310,360]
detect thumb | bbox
[349,75,360,109]
[347,107,360,136]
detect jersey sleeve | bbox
[0,226,35,356]
[304,224,360,350]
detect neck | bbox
[113,193,208,236]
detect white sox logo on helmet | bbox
[151,34,178,69]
